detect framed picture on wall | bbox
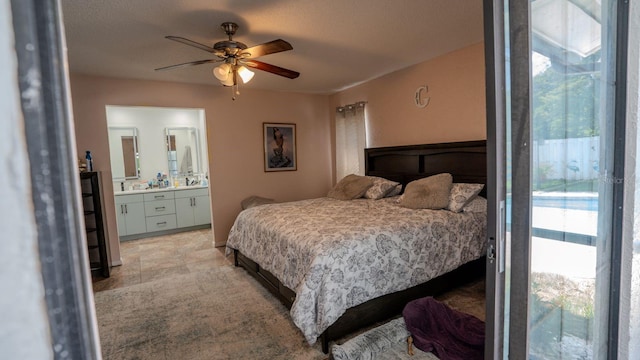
[263,123,296,172]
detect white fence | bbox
[533,136,600,181]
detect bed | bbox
[226,140,487,353]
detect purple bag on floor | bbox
[402,296,484,360]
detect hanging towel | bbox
[402,297,485,360]
[180,145,193,174]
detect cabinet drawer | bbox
[144,199,176,216]
[174,187,209,198]
[115,194,144,205]
[143,191,175,201]
[145,214,177,232]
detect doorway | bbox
[105,105,212,243]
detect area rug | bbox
[94,263,327,360]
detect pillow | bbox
[398,173,453,209]
[363,176,401,200]
[241,196,275,210]
[446,183,485,213]
[327,174,374,200]
[386,184,403,197]
[463,196,487,213]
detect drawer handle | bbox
[155,206,165,211]
[157,221,167,226]
[154,195,165,199]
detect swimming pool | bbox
[532,195,598,211]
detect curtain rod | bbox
[336,101,367,112]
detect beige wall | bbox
[70,74,332,254]
[330,42,486,178]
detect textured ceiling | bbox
[60,0,484,94]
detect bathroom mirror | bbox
[165,127,201,177]
[108,127,140,179]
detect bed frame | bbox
[233,140,487,353]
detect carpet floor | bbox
[92,228,485,359]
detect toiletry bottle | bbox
[85,151,93,172]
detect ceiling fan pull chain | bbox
[232,70,240,100]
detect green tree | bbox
[532,60,599,140]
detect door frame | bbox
[483,0,507,358]
[11,0,101,358]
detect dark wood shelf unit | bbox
[80,171,110,278]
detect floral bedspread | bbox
[226,197,487,344]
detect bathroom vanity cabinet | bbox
[115,186,211,240]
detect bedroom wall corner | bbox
[329,42,487,182]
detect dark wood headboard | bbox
[365,140,487,195]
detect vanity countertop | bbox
[115,185,208,196]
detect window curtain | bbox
[335,101,367,181]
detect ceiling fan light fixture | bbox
[237,65,255,84]
[220,75,235,87]
[159,21,299,99]
[213,63,232,81]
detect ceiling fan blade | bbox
[155,59,221,71]
[239,39,293,58]
[165,36,224,56]
[244,60,300,79]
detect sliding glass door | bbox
[485,0,630,358]
[527,1,616,357]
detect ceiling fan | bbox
[156,22,299,98]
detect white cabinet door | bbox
[193,195,211,226]
[175,188,211,227]
[115,194,146,236]
[175,197,195,228]
[124,201,147,235]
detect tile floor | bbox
[92,228,223,292]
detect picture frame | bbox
[263,123,297,172]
